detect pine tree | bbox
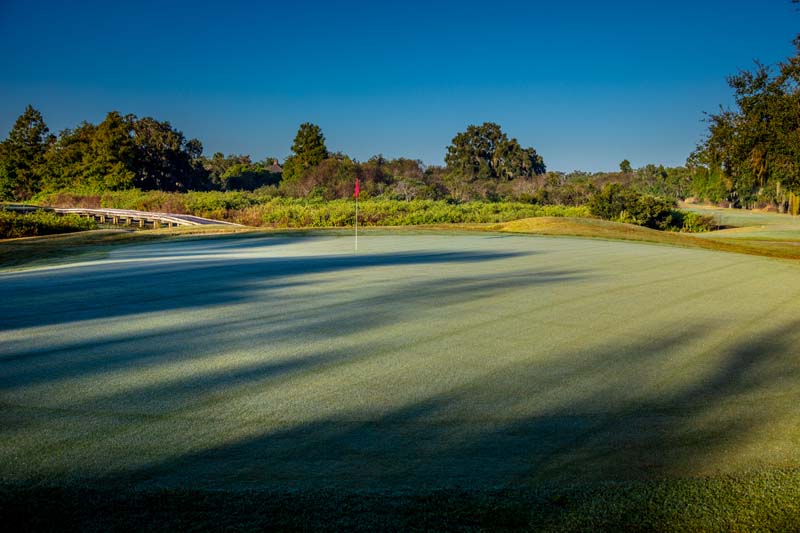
[0,105,52,200]
[282,123,328,183]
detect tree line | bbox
[688,19,800,214]
[0,108,283,200]
[3,26,799,214]
[0,108,701,207]
[0,111,550,203]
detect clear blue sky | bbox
[1,0,797,172]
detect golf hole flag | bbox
[354,179,359,252]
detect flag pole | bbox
[354,178,359,253]
[355,194,358,253]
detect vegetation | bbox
[281,122,329,185]
[0,107,698,211]
[31,190,588,228]
[587,183,715,232]
[443,122,545,201]
[689,32,800,212]
[1,102,796,235]
[0,210,96,239]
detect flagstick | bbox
[355,195,358,253]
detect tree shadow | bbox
[0,248,536,333]
[3,234,800,501]
[0,267,584,398]
[29,318,798,492]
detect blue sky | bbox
[1,0,797,171]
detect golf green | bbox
[2,232,799,490]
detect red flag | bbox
[354,179,360,199]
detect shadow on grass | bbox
[82,318,799,492]
[0,247,534,333]
[2,235,800,527]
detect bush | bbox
[32,190,591,228]
[588,184,677,229]
[675,211,716,233]
[588,185,715,232]
[254,199,589,228]
[0,210,97,238]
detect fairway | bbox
[2,232,800,491]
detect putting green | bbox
[1,232,799,490]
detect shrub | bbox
[30,190,592,228]
[675,211,715,233]
[588,184,677,229]
[0,210,97,238]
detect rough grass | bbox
[2,233,800,528]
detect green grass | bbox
[681,203,799,228]
[5,212,800,274]
[3,468,799,530]
[2,232,800,528]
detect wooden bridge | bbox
[3,204,242,228]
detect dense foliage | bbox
[33,190,588,228]
[0,210,97,238]
[444,122,545,201]
[588,184,714,232]
[690,36,800,213]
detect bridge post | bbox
[153,220,160,229]
[139,219,145,228]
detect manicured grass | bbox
[5,212,800,274]
[2,233,800,527]
[3,468,800,530]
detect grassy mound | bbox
[497,217,800,260]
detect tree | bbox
[81,111,137,190]
[131,116,207,191]
[694,36,800,210]
[444,122,545,183]
[0,105,52,200]
[41,122,98,191]
[619,159,633,174]
[282,123,328,183]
